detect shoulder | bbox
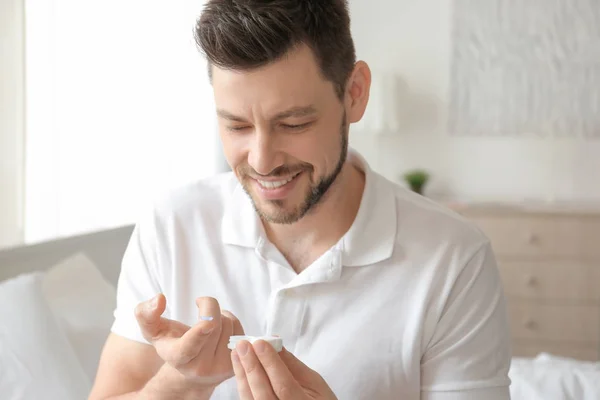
[374,174,493,275]
[381,174,490,252]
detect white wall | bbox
[24,0,223,243]
[0,0,25,249]
[348,0,600,202]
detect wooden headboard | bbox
[0,225,134,286]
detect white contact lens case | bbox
[228,335,283,353]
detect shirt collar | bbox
[339,151,397,266]
[221,149,397,267]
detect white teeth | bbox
[257,174,297,189]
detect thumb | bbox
[279,347,316,380]
[134,293,167,341]
[280,348,335,397]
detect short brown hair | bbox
[194,0,356,99]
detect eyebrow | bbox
[216,109,246,122]
[272,106,317,120]
[216,105,317,122]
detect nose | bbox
[247,127,284,175]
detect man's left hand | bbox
[231,340,337,400]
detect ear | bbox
[344,61,372,124]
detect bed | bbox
[0,225,598,399]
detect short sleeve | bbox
[421,242,512,400]
[110,213,164,344]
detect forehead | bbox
[211,45,336,113]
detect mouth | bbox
[255,172,302,190]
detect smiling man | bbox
[89,1,511,399]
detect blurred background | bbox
[1,0,599,248]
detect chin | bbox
[253,199,305,224]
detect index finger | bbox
[253,341,303,400]
[173,297,222,364]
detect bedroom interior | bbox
[1,0,599,399]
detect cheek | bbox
[314,121,344,158]
[282,136,317,158]
[220,131,247,167]
[282,134,338,178]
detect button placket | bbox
[263,246,343,351]
[265,287,305,352]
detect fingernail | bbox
[236,341,249,356]
[254,340,267,354]
[199,316,214,321]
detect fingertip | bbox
[253,339,271,355]
[149,293,159,309]
[195,296,219,308]
[151,293,167,314]
[135,294,164,321]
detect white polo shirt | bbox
[111,151,511,399]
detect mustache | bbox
[239,164,312,178]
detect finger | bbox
[221,309,241,330]
[134,294,189,342]
[216,311,235,358]
[237,341,278,400]
[195,297,222,354]
[172,297,221,365]
[196,296,221,323]
[213,310,244,376]
[134,294,166,341]
[232,349,254,400]
[254,342,303,400]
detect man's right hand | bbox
[134,294,244,390]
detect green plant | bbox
[403,169,430,195]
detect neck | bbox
[263,162,365,273]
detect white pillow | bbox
[0,272,91,399]
[41,253,117,382]
[510,355,600,400]
[533,353,600,370]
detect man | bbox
[90,1,511,399]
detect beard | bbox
[239,111,349,225]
